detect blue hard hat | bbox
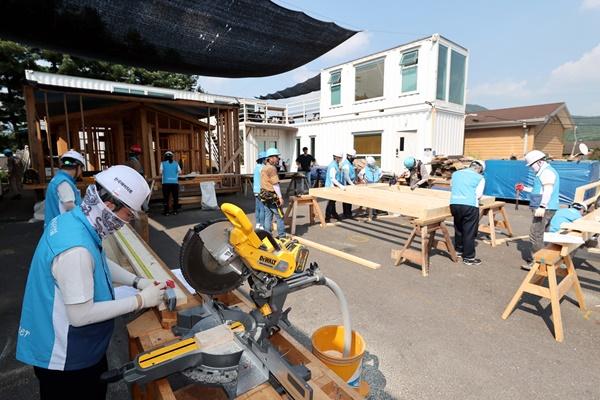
[265,147,280,157]
[256,151,266,162]
[3,148,12,156]
[403,157,416,169]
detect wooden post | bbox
[23,85,46,182]
[79,95,87,169]
[114,121,126,165]
[63,94,71,148]
[43,92,55,176]
[154,112,161,176]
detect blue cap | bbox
[3,148,12,156]
[265,147,280,157]
[403,157,415,169]
[256,151,267,162]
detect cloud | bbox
[582,0,600,9]
[468,80,531,100]
[548,43,600,88]
[320,31,371,62]
[290,65,319,83]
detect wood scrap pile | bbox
[430,155,475,179]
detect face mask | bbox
[531,161,542,173]
[81,185,125,238]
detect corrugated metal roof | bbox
[465,102,567,127]
[25,70,239,105]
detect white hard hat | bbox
[525,150,546,166]
[95,165,151,212]
[164,151,174,157]
[347,149,357,157]
[60,149,86,167]
[366,156,376,165]
[333,151,343,158]
[471,159,486,172]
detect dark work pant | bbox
[326,201,339,219]
[162,183,179,213]
[34,355,108,400]
[342,202,353,217]
[524,209,556,263]
[450,204,480,259]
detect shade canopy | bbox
[0,0,356,77]
[258,74,321,100]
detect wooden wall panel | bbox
[464,127,525,159]
[534,117,565,158]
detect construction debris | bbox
[430,155,475,179]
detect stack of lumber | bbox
[430,155,475,179]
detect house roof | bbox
[465,102,574,129]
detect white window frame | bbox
[400,48,419,94]
[354,57,385,103]
[328,70,342,106]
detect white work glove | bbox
[136,278,155,290]
[138,282,167,309]
[534,207,546,218]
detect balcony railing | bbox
[239,97,320,125]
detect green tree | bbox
[0,39,201,146]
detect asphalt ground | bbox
[2,186,599,399]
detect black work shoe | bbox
[463,258,482,266]
[334,214,343,221]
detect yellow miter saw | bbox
[103,203,353,399]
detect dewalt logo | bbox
[258,255,277,267]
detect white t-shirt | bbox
[51,247,95,304]
[56,181,76,214]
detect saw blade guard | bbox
[180,219,246,295]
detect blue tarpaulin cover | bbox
[483,160,600,204]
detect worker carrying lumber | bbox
[402,156,430,190]
[44,150,86,226]
[517,150,560,270]
[450,160,486,266]
[358,156,382,183]
[160,150,181,215]
[253,151,267,229]
[16,165,166,400]
[548,202,586,233]
[125,144,144,175]
[341,149,357,218]
[325,151,346,222]
[4,148,24,199]
[259,147,286,238]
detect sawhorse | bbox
[391,215,458,277]
[283,195,326,235]
[285,173,310,196]
[478,201,514,247]
[501,244,586,342]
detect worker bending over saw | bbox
[16,165,167,400]
[325,151,346,222]
[44,150,86,226]
[548,202,586,233]
[450,160,486,266]
[402,156,430,190]
[516,150,560,270]
[260,147,286,238]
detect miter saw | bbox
[103,203,353,399]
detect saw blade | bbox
[179,219,246,295]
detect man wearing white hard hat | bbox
[449,160,486,266]
[341,149,357,218]
[324,151,345,222]
[44,149,87,226]
[159,151,181,215]
[516,150,560,270]
[17,165,167,399]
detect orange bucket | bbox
[311,325,366,388]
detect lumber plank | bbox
[292,236,381,269]
[362,183,496,207]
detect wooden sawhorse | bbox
[478,201,514,247]
[501,244,586,342]
[283,195,326,235]
[391,215,458,277]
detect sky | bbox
[196,0,600,116]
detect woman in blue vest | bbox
[160,150,181,215]
[44,150,86,226]
[17,165,167,400]
[253,151,267,228]
[450,160,486,266]
[325,151,346,222]
[517,150,560,270]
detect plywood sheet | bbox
[358,183,496,206]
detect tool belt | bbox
[259,189,279,204]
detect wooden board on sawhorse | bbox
[391,215,458,277]
[478,201,514,247]
[284,195,326,235]
[501,244,586,342]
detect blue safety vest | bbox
[16,207,114,371]
[342,159,356,182]
[325,161,342,188]
[44,170,82,227]
[450,168,484,207]
[363,166,381,183]
[549,208,581,233]
[161,161,179,184]
[253,163,264,195]
[530,164,560,210]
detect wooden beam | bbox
[23,85,46,182]
[48,101,141,124]
[63,94,71,148]
[292,236,381,269]
[114,121,126,165]
[139,108,152,177]
[154,112,161,175]
[144,104,210,129]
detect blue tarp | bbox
[483,160,600,204]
